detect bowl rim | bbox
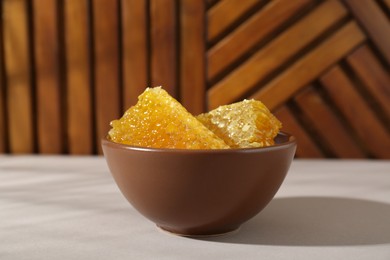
[101,131,296,154]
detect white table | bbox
[1,156,389,260]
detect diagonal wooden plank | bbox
[294,87,365,158]
[122,0,148,109]
[250,21,366,110]
[346,45,390,121]
[3,0,34,153]
[65,0,93,155]
[208,0,348,109]
[206,0,220,8]
[33,0,63,154]
[181,0,206,114]
[208,0,311,80]
[208,0,262,42]
[320,66,390,158]
[150,0,177,97]
[343,0,390,64]
[93,0,121,153]
[274,105,324,158]
[383,0,390,10]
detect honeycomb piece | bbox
[108,87,229,149]
[196,99,282,148]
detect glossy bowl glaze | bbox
[102,132,296,236]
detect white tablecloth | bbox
[1,156,389,260]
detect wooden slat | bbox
[274,106,324,158]
[208,0,261,42]
[150,0,177,97]
[33,0,63,154]
[208,0,348,109]
[294,87,365,158]
[347,45,390,120]
[180,0,206,114]
[320,66,390,158]
[3,0,34,153]
[122,0,148,109]
[383,0,390,10]
[343,0,390,64]
[206,0,220,8]
[251,21,366,110]
[0,15,6,153]
[208,0,311,80]
[93,0,121,152]
[64,0,93,154]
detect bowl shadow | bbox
[198,197,390,246]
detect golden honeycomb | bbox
[108,87,229,149]
[196,99,282,148]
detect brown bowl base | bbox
[156,225,241,238]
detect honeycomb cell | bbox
[108,87,229,149]
[197,99,282,148]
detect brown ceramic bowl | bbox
[102,132,296,237]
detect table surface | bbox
[1,156,389,260]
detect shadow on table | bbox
[199,197,390,246]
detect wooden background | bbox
[0,0,389,157]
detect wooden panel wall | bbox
[207,0,390,159]
[0,0,389,158]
